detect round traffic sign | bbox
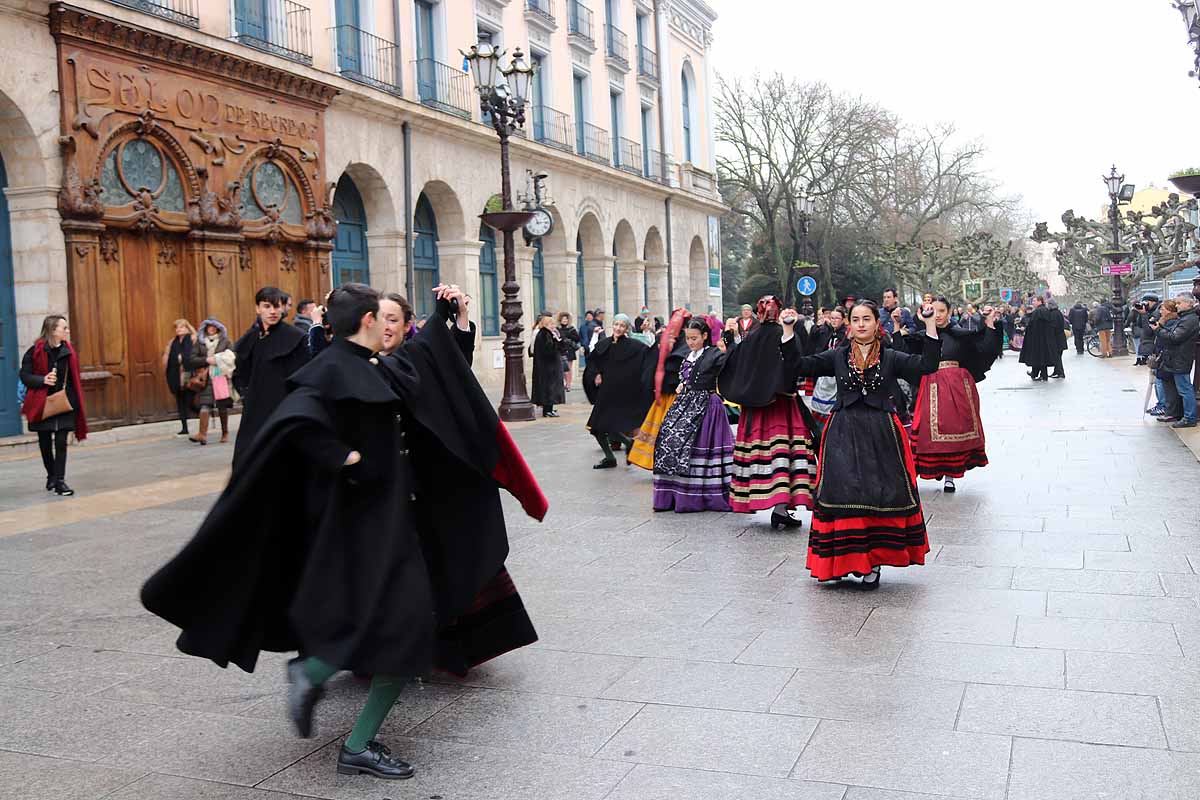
[796,276,817,296]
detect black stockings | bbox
[175,390,191,431]
[38,430,69,481]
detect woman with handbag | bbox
[20,314,88,496]
[190,319,236,445]
[163,320,197,436]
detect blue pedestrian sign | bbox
[796,276,817,297]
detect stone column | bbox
[645,260,669,317]
[583,255,616,316]
[5,186,64,350]
[544,250,577,318]
[365,229,407,295]
[434,238,481,296]
[618,259,646,318]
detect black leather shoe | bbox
[45,476,55,491]
[544,410,559,418]
[770,511,803,530]
[286,658,324,738]
[337,741,415,780]
[54,481,74,497]
[593,458,618,469]
[176,428,190,436]
[857,567,881,591]
[1050,373,1065,379]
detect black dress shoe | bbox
[176,428,190,436]
[857,567,881,591]
[593,458,618,469]
[45,476,55,491]
[544,410,559,418]
[337,741,415,780]
[286,658,324,738]
[54,481,75,497]
[770,511,803,530]
[1050,373,1065,379]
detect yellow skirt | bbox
[628,392,676,471]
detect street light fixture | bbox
[463,42,538,422]
[784,192,816,310]
[1103,165,1133,356]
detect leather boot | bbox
[219,410,230,443]
[191,409,210,445]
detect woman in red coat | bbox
[20,314,88,496]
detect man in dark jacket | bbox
[1094,300,1114,357]
[1127,294,1159,365]
[1067,302,1089,354]
[232,286,311,470]
[1019,297,1060,380]
[293,299,317,334]
[1151,295,1199,427]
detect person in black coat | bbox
[557,312,582,391]
[1067,302,1089,354]
[1019,298,1060,380]
[232,286,312,470]
[584,314,652,468]
[530,314,566,417]
[141,284,544,781]
[1047,302,1068,378]
[1150,296,1200,427]
[164,320,197,435]
[20,314,88,496]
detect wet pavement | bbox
[1,349,1198,800]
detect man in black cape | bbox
[583,313,652,467]
[231,286,311,470]
[142,284,546,780]
[1019,297,1061,381]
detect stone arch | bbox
[688,234,709,312]
[339,162,398,231]
[643,226,667,316]
[0,89,47,188]
[613,219,638,262]
[643,226,664,264]
[415,179,466,243]
[576,210,605,256]
[613,218,642,316]
[541,203,569,257]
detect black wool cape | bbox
[717,321,807,408]
[142,312,540,677]
[1018,307,1062,371]
[583,335,653,434]
[231,321,311,470]
[530,328,566,408]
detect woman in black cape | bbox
[584,313,652,468]
[530,313,566,417]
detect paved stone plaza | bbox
[1,351,1200,800]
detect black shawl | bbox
[584,335,653,433]
[717,322,807,407]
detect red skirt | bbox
[910,366,988,480]
[806,410,929,581]
[730,397,815,513]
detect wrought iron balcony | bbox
[606,24,629,69]
[413,58,474,120]
[647,148,672,184]
[330,26,401,95]
[568,0,595,47]
[637,44,658,82]
[578,121,610,165]
[106,0,199,28]
[615,137,642,176]
[525,0,556,26]
[531,105,575,152]
[234,0,313,66]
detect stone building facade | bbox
[0,0,723,432]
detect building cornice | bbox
[48,2,340,107]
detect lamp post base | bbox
[499,399,537,422]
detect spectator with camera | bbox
[1127,294,1160,366]
[1149,294,1199,428]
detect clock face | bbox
[525,208,553,238]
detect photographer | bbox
[1149,294,1199,428]
[1127,294,1159,366]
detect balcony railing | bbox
[568,0,595,45]
[578,121,610,165]
[107,0,199,28]
[647,148,672,184]
[606,24,629,68]
[615,137,643,176]
[532,105,575,152]
[234,0,313,66]
[330,26,401,95]
[526,0,556,25]
[637,44,658,81]
[414,58,474,120]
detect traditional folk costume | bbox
[717,298,815,526]
[231,319,311,470]
[908,324,1002,486]
[583,317,653,467]
[629,309,692,470]
[142,299,546,779]
[806,321,847,422]
[652,344,733,512]
[792,331,942,583]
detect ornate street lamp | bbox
[784,193,816,310]
[1103,165,1135,356]
[464,42,538,422]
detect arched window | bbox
[680,68,693,164]
[576,233,585,317]
[532,238,546,315]
[241,160,304,225]
[99,137,186,212]
[478,221,499,336]
[332,174,369,287]
[413,194,440,319]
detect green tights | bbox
[303,657,406,753]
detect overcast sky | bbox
[708,0,1200,230]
